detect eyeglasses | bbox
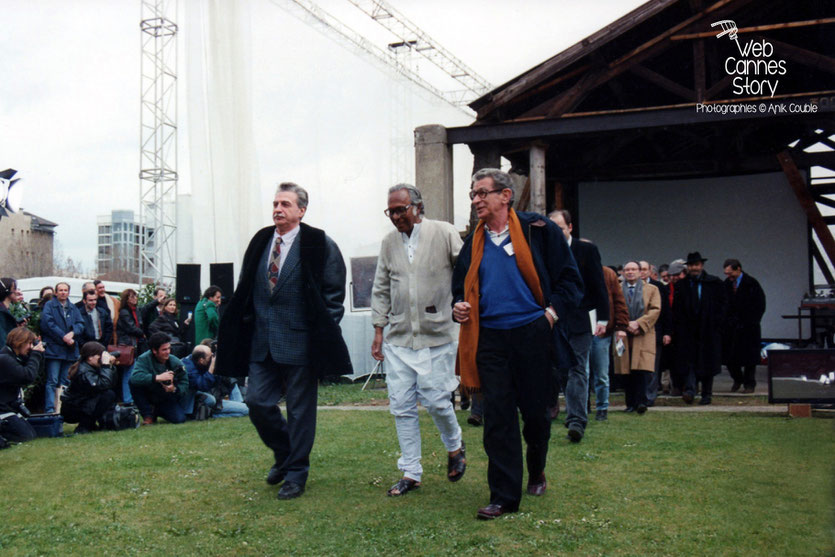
[384,204,412,218]
[468,188,505,200]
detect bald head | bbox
[192,344,212,366]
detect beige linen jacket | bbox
[371,219,462,350]
[613,282,661,374]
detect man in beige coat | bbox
[614,261,661,414]
[371,184,466,497]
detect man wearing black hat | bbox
[671,252,727,404]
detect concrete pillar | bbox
[414,125,453,223]
[529,143,547,215]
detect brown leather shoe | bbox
[526,474,546,496]
[141,416,154,426]
[477,503,518,520]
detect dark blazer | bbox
[649,278,672,339]
[140,299,161,336]
[78,306,114,347]
[722,273,766,367]
[452,210,584,368]
[672,271,727,377]
[41,298,86,360]
[216,222,352,379]
[561,238,609,335]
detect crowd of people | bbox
[0,171,767,520]
[0,278,247,445]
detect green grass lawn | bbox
[1,410,832,556]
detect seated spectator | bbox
[182,345,248,419]
[129,332,189,425]
[41,282,85,414]
[78,291,114,347]
[60,342,119,433]
[194,286,222,344]
[0,328,44,444]
[0,278,19,347]
[148,297,191,358]
[116,289,146,404]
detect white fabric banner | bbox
[181,0,261,287]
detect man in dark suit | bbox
[77,290,113,347]
[215,182,351,500]
[549,210,608,443]
[640,261,672,406]
[672,252,727,405]
[722,258,766,393]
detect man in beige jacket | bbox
[371,184,466,497]
[614,261,661,414]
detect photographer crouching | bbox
[182,344,248,419]
[129,332,189,425]
[61,342,131,433]
[0,328,44,446]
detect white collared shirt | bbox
[265,224,301,273]
[485,223,509,246]
[401,222,421,263]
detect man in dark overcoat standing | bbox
[721,258,766,393]
[215,182,351,500]
[672,252,727,405]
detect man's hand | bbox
[155,371,174,383]
[162,383,176,393]
[208,354,216,374]
[32,340,45,352]
[62,331,74,345]
[101,352,114,366]
[453,302,471,323]
[156,291,167,303]
[627,320,640,335]
[593,323,607,337]
[371,328,384,361]
[663,334,672,346]
[615,330,627,341]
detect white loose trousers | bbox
[383,341,462,482]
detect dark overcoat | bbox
[672,271,727,377]
[722,273,766,367]
[215,222,352,379]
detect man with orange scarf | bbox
[452,168,583,520]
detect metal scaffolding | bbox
[139,0,178,286]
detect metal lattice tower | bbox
[346,0,492,105]
[139,0,178,286]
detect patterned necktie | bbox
[267,236,282,289]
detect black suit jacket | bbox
[561,238,609,335]
[722,273,766,366]
[78,306,113,347]
[649,278,672,338]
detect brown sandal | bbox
[387,477,421,496]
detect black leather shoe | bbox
[567,423,584,443]
[277,481,304,500]
[698,396,712,405]
[636,404,647,414]
[731,381,741,392]
[682,392,694,404]
[266,465,286,486]
[476,503,518,520]
[595,409,608,421]
[624,406,635,413]
[467,414,483,426]
[526,474,546,496]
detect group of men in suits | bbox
[212,171,766,518]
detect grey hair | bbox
[388,183,424,215]
[275,182,309,211]
[472,168,514,207]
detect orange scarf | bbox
[457,209,544,392]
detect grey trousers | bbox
[247,358,318,486]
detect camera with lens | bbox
[10,399,31,419]
[160,379,173,386]
[108,350,121,359]
[210,340,218,355]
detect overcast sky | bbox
[1,0,644,272]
